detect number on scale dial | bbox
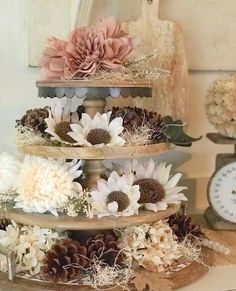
[209,162,236,223]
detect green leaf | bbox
[163,116,202,147]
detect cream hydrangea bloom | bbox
[90,171,140,218]
[0,153,20,194]
[45,100,79,144]
[206,74,236,138]
[124,159,187,212]
[118,221,182,272]
[68,111,125,147]
[15,156,82,216]
[0,222,60,275]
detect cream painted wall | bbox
[0,0,233,180]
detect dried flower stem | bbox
[200,238,230,255]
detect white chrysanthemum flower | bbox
[45,100,79,144]
[68,111,125,147]
[90,171,140,218]
[0,223,60,275]
[124,159,187,212]
[15,156,82,216]
[0,153,21,194]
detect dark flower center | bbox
[54,121,76,144]
[87,128,111,145]
[106,191,130,212]
[133,178,165,204]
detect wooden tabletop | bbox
[193,214,236,266]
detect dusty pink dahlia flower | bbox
[40,37,68,80]
[40,16,136,80]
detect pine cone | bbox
[42,238,88,283]
[0,218,11,230]
[150,114,167,142]
[111,107,157,132]
[16,108,49,135]
[168,214,204,242]
[86,232,123,267]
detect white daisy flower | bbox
[68,111,125,147]
[124,159,187,212]
[15,156,82,216]
[90,171,140,218]
[45,100,79,144]
[0,153,21,194]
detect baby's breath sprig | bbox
[60,189,92,218]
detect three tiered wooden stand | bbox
[1,80,211,290]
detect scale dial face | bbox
[209,162,236,223]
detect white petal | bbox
[62,100,72,122]
[165,186,187,196]
[165,193,187,203]
[81,113,92,128]
[53,102,63,124]
[145,201,168,212]
[109,117,124,136]
[107,201,118,213]
[155,164,172,185]
[110,136,125,146]
[145,159,156,178]
[165,173,182,189]
[97,179,110,195]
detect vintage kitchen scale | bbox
[205,132,236,230]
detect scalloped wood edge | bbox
[18,143,171,160]
[5,205,180,230]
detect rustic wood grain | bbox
[4,205,180,231]
[19,143,171,160]
[171,248,212,289]
[194,214,236,267]
[76,0,190,123]
[36,79,153,88]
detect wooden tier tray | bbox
[0,248,212,290]
[5,205,180,231]
[37,79,152,99]
[19,143,170,160]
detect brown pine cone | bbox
[168,214,204,242]
[86,232,123,267]
[150,114,167,142]
[16,107,49,136]
[111,107,157,132]
[41,238,88,283]
[0,218,11,230]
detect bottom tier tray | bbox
[0,248,212,290]
[5,205,180,230]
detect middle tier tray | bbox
[19,143,170,159]
[5,205,180,230]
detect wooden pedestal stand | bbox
[0,80,211,289]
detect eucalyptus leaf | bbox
[162,116,202,147]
